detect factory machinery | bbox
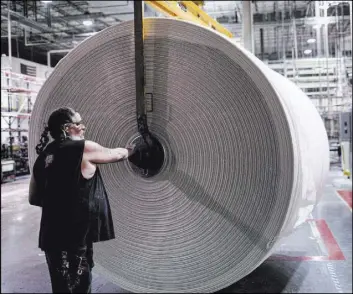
[1,69,44,182]
[1,136,28,182]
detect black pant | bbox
[45,243,94,293]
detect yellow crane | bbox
[144,1,233,38]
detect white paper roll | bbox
[29,18,329,293]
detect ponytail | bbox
[35,125,50,155]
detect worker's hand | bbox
[126,143,137,157]
[127,139,151,167]
[126,141,148,157]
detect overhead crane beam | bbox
[144,1,233,38]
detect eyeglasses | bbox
[72,122,83,126]
[64,121,84,128]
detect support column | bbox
[290,2,298,83]
[7,1,12,71]
[322,4,333,137]
[260,28,264,60]
[292,21,298,82]
[349,1,353,52]
[293,20,298,61]
[314,1,323,111]
[314,1,322,57]
[323,6,329,59]
[242,1,254,53]
[282,2,287,77]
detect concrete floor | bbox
[1,166,352,293]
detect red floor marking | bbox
[337,190,352,210]
[269,219,345,261]
[313,219,345,260]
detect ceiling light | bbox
[307,38,316,44]
[304,49,312,55]
[83,20,93,26]
[41,1,52,3]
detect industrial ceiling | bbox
[0,1,351,66]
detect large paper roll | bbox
[29,18,329,293]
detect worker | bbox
[28,107,138,293]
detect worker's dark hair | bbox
[35,107,76,155]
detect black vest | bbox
[33,139,115,251]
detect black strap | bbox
[134,0,149,139]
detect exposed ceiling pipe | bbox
[1,8,72,48]
[65,0,112,26]
[1,8,50,33]
[1,34,20,38]
[21,28,94,36]
[38,2,93,35]
[8,1,88,48]
[68,32,97,38]
[1,28,91,46]
[47,49,71,68]
[35,12,105,23]
[104,11,133,16]
[25,33,94,45]
[88,1,130,9]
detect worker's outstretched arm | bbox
[83,140,134,164]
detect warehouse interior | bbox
[1,1,352,293]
